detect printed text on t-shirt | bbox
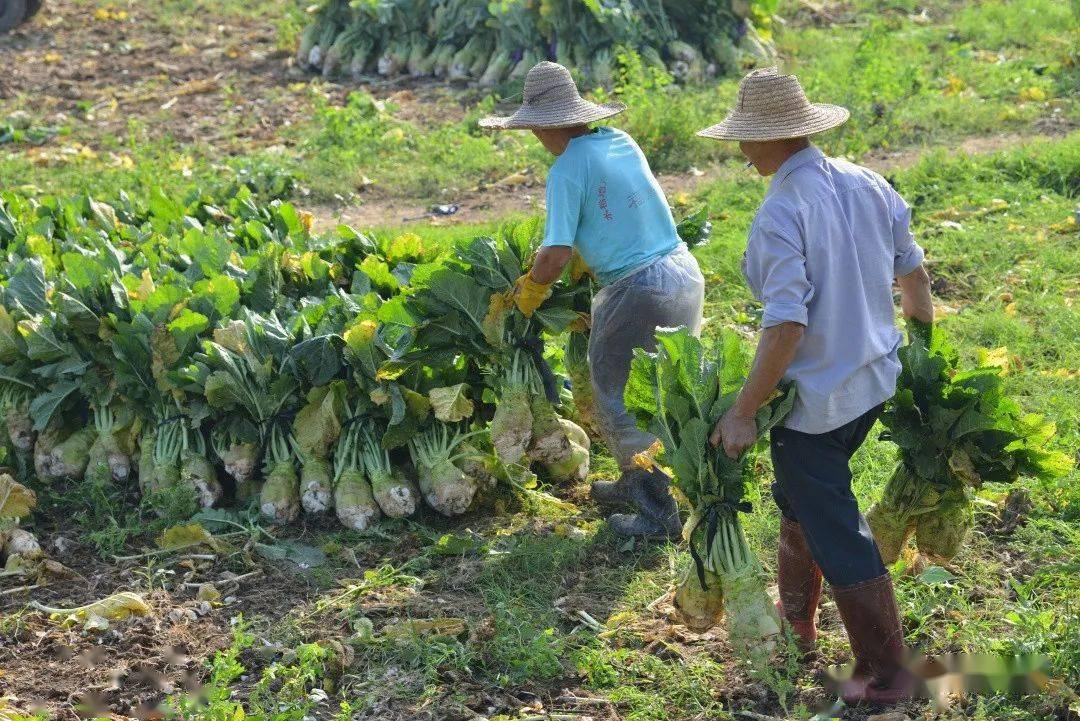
[597,181,614,221]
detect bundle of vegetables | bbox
[405,223,591,483]
[294,0,778,87]
[0,178,718,538]
[867,320,1072,565]
[625,327,795,656]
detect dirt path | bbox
[307,129,1071,232]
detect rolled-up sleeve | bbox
[745,223,813,328]
[888,191,925,276]
[541,171,583,248]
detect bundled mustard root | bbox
[868,320,1071,565]
[361,429,419,518]
[260,426,300,524]
[410,424,480,516]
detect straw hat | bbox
[479,61,626,130]
[697,68,849,142]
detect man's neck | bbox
[763,139,812,176]
[773,139,812,171]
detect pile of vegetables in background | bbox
[867,320,1071,565]
[0,181,607,543]
[295,0,778,87]
[625,327,795,657]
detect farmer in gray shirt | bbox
[698,69,934,705]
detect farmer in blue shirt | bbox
[698,69,935,704]
[481,62,704,538]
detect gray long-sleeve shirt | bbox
[742,146,925,434]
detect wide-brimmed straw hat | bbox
[479,61,626,130]
[698,68,849,142]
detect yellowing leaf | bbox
[298,210,315,234]
[31,591,151,628]
[197,582,222,602]
[1040,368,1080,379]
[1018,86,1048,102]
[0,473,37,519]
[428,384,474,422]
[381,127,405,142]
[482,289,514,346]
[498,172,530,187]
[631,439,664,471]
[977,346,1013,374]
[943,74,966,96]
[156,523,214,550]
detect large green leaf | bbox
[7,257,48,314]
[287,334,343,387]
[29,379,80,431]
[423,268,492,337]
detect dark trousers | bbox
[770,404,887,587]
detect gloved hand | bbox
[512,273,553,318]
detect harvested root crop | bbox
[361,428,419,518]
[260,426,300,524]
[333,422,381,531]
[490,356,535,466]
[410,424,479,516]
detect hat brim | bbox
[696,103,850,142]
[479,99,627,130]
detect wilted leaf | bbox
[430,532,487,556]
[918,565,955,586]
[197,583,222,602]
[156,523,214,550]
[0,473,37,518]
[381,617,467,640]
[428,384,474,422]
[254,540,327,569]
[31,591,152,627]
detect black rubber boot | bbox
[591,469,646,507]
[636,468,682,538]
[607,512,670,538]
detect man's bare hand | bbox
[710,409,758,460]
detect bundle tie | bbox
[156,415,185,429]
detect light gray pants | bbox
[589,245,705,470]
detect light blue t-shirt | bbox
[541,127,681,286]
[742,146,926,434]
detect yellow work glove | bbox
[512,273,553,318]
[567,250,593,283]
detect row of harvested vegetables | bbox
[296,0,777,87]
[0,182,1069,653]
[0,180,603,555]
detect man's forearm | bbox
[530,246,573,284]
[898,265,934,323]
[731,322,804,418]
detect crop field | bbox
[0,1,1077,720]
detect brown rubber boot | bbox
[832,573,917,704]
[776,516,823,654]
